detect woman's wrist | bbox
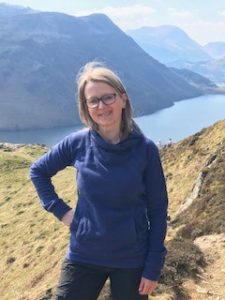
[61,209,74,226]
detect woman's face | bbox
[84,81,127,132]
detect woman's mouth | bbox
[97,111,112,118]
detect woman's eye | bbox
[103,95,113,101]
[90,99,98,105]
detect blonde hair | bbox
[76,61,134,139]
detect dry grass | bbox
[0,145,76,300]
[176,143,225,239]
[162,119,225,218]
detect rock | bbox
[207,290,214,296]
[196,286,208,294]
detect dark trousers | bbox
[55,258,148,300]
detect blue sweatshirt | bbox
[30,128,168,280]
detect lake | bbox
[0,94,224,146]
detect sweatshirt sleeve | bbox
[142,140,168,281]
[29,134,76,220]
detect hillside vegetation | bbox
[1,119,225,299]
[161,119,225,299]
[0,144,76,300]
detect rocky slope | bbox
[160,119,225,299]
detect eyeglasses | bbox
[86,93,117,109]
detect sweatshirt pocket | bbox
[72,214,137,250]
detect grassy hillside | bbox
[163,120,225,238]
[1,119,225,299]
[161,119,225,218]
[0,144,76,300]
[159,119,225,298]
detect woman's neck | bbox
[98,126,121,144]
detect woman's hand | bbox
[61,209,74,226]
[139,277,158,295]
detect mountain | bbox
[1,119,225,299]
[168,57,225,85]
[0,2,34,18]
[0,4,202,130]
[204,42,225,59]
[127,25,211,64]
[170,67,218,92]
[127,24,225,86]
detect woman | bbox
[30,62,168,300]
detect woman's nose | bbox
[98,100,106,109]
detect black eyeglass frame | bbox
[86,93,118,109]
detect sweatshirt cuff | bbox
[142,266,161,281]
[142,249,167,281]
[50,198,72,220]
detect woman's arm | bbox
[29,134,76,220]
[142,140,168,281]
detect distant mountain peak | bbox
[203,42,225,59]
[0,2,36,17]
[83,13,111,20]
[129,24,187,34]
[79,13,121,32]
[127,25,211,63]
[0,2,26,8]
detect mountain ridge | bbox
[127,25,211,64]
[0,2,35,17]
[168,57,225,85]
[203,41,225,59]
[0,4,202,130]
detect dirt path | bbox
[182,234,225,300]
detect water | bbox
[0,94,224,146]
[135,94,225,144]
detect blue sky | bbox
[3,0,225,45]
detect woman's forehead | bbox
[85,81,115,96]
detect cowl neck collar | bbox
[90,129,143,152]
